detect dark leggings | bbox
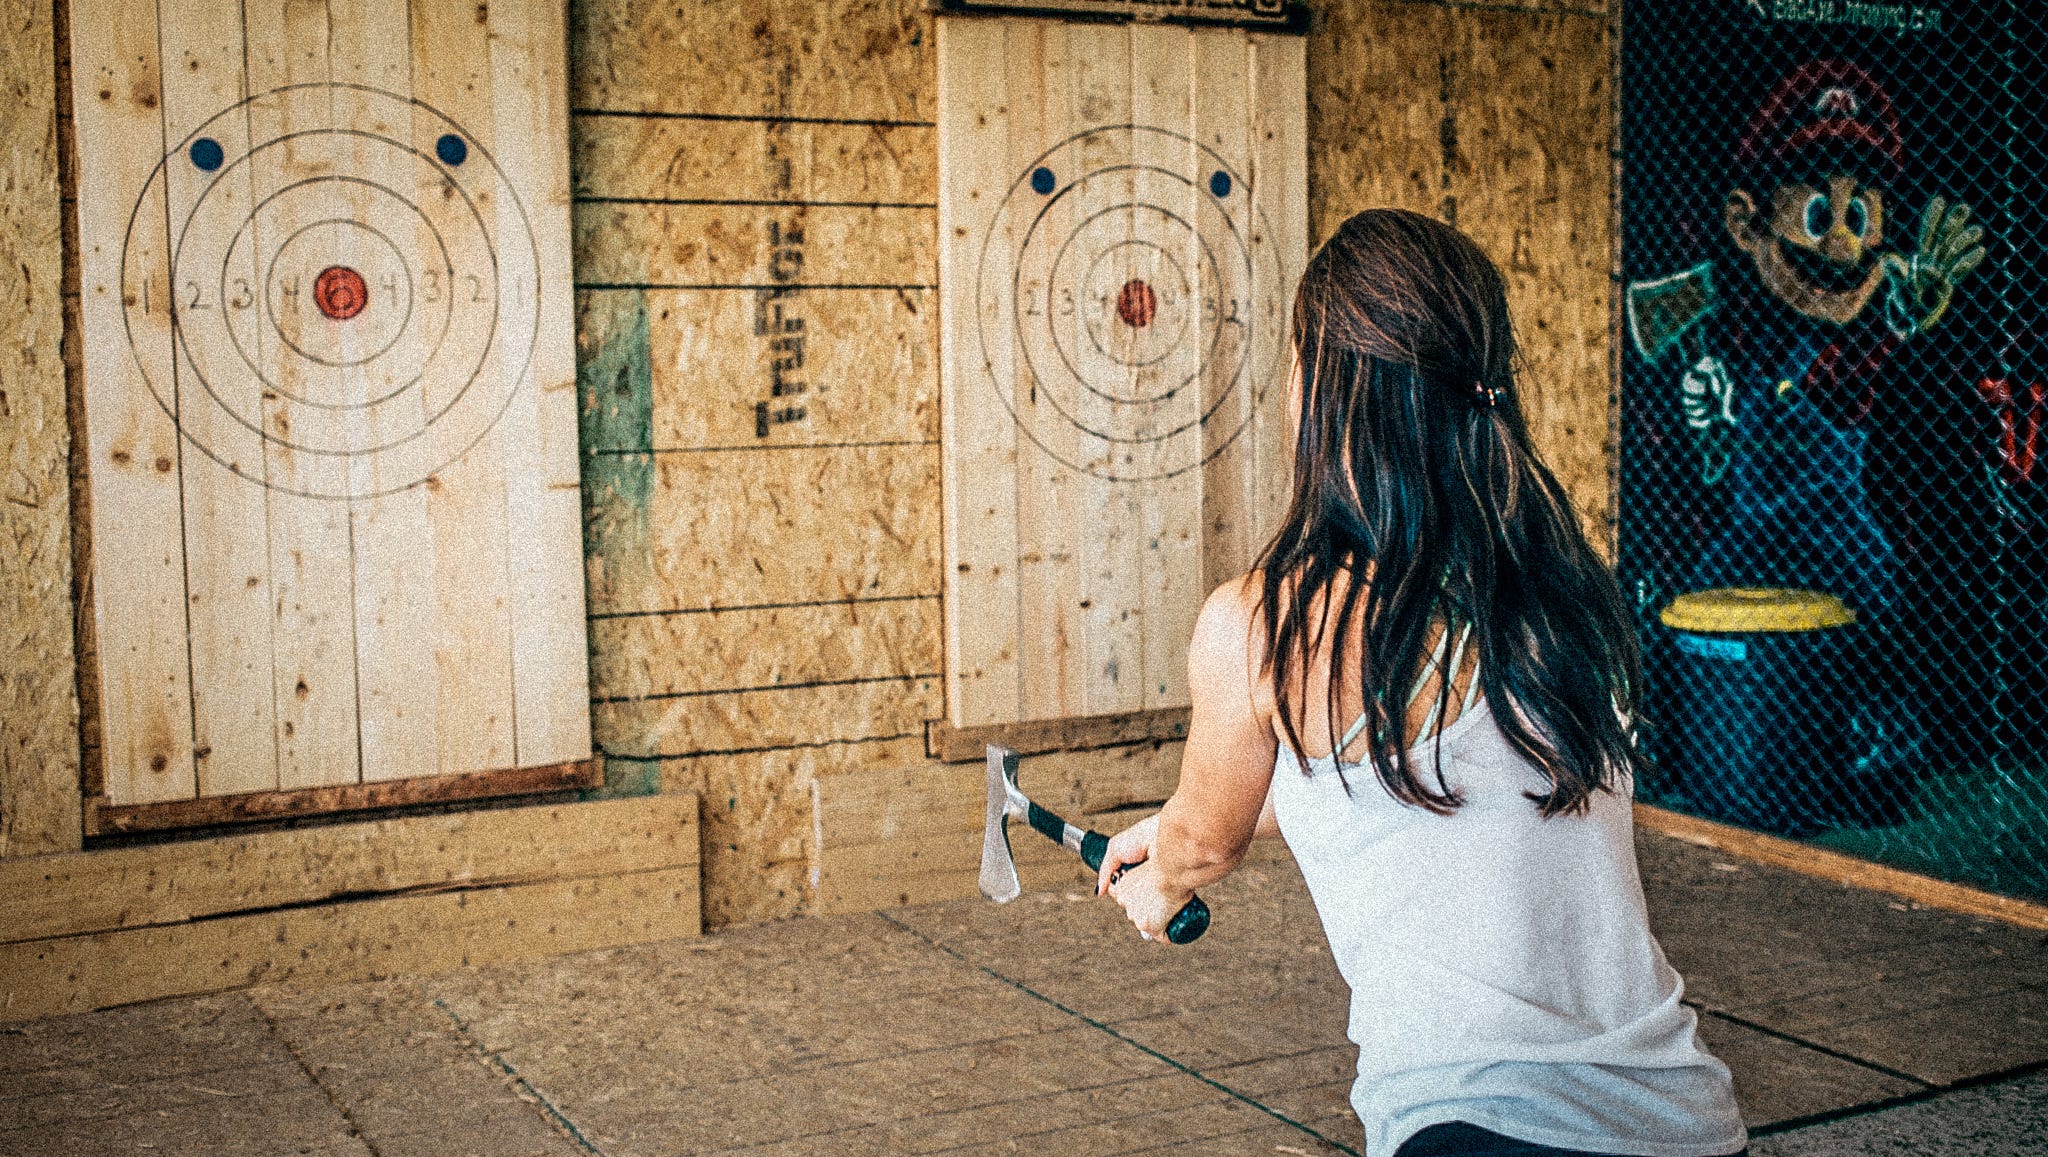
[1396,1122,1748,1157]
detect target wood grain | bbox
[939,14,1304,728]
[68,0,588,811]
[73,0,194,805]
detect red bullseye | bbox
[313,265,368,321]
[1115,278,1157,328]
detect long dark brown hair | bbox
[1258,209,1642,815]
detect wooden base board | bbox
[1,794,700,1021]
[1634,803,2048,933]
[86,758,602,836]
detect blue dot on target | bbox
[436,133,469,166]
[189,137,224,172]
[1209,170,1232,198]
[1030,167,1056,195]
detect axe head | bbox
[979,744,1023,903]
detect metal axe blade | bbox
[978,744,1024,903]
[978,743,1213,944]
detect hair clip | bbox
[1473,381,1502,407]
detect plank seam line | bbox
[596,731,924,762]
[1683,1004,1931,1089]
[652,1056,1187,1149]
[588,593,938,621]
[873,912,1363,1156]
[571,108,936,128]
[575,282,938,292]
[592,671,940,705]
[154,0,202,810]
[433,999,608,1155]
[575,196,938,210]
[586,439,938,457]
[0,865,699,948]
[253,998,386,1157]
[1748,1056,2048,1139]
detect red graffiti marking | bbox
[1115,279,1157,329]
[313,265,368,321]
[1978,378,2047,488]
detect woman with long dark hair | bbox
[1098,209,1748,1157]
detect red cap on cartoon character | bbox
[1735,59,1904,184]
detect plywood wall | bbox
[0,0,83,858]
[1310,0,1615,551]
[569,0,943,927]
[569,0,1616,927]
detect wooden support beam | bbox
[0,795,700,1020]
[925,708,1189,764]
[1634,804,2048,934]
[85,759,601,836]
[3,794,694,945]
[0,867,699,1021]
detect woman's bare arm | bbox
[1098,577,1279,940]
[1252,780,1281,839]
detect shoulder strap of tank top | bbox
[1334,621,1470,758]
[1415,622,1474,740]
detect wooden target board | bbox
[939,15,1305,728]
[70,0,588,812]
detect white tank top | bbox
[1270,686,1748,1157]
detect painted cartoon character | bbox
[1628,58,1990,806]
[1630,60,1986,603]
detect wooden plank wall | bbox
[63,0,590,808]
[568,0,1615,926]
[0,0,83,859]
[936,20,1304,730]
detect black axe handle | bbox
[1023,800,1211,944]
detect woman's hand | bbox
[1105,851,1195,942]
[1096,813,1158,898]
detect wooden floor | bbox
[2,830,2045,1156]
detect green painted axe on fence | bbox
[979,744,1211,944]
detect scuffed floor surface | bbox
[3,831,2045,1156]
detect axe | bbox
[979,744,1210,944]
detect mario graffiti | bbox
[1627,58,1996,796]
[1627,59,1988,616]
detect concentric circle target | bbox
[119,83,539,500]
[974,125,1286,482]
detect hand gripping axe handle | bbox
[979,744,1211,944]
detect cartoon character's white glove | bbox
[1883,196,1987,339]
[1680,355,1736,431]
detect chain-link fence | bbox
[1619,0,2045,901]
